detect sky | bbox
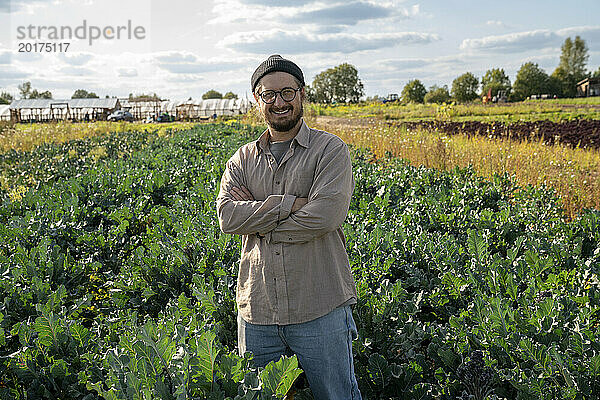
[1,0,599,101]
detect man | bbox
[216,55,362,400]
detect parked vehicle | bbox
[107,110,134,122]
[382,93,399,103]
[157,112,174,122]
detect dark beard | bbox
[267,104,303,132]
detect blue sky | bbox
[1,0,599,100]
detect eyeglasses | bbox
[258,87,301,104]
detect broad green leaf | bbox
[33,311,62,348]
[197,331,219,385]
[550,347,575,388]
[368,353,389,389]
[70,323,91,348]
[50,358,68,379]
[126,371,145,399]
[156,378,174,400]
[139,322,177,372]
[134,341,160,381]
[467,229,488,263]
[259,355,302,399]
[591,354,600,377]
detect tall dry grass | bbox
[313,118,600,219]
[0,121,197,153]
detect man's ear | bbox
[253,91,259,102]
[300,86,306,102]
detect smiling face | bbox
[254,71,305,134]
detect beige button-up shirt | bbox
[216,120,357,325]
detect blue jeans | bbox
[237,305,362,400]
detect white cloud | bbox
[208,0,296,25]
[235,0,317,6]
[155,51,198,63]
[157,63,208,74]
[11,52,44,63]
[460,29,558,53]
[58,52,93,66]
[368,55,476,83]
[460,25,600,54]
[221,30,440,54]
[58,66,95,76]
[0,66,30,80]
[0,50,11,64]
[117,68,137,77]
[379,58,428,70]
[556,25,600,49]
[0,0,54,14]
[486,20,507,28]
[153,53,247,74]
[208,0,418,29]
[286,2,417,26]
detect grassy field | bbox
[307,99,600,122]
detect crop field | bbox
[0,121,599,399]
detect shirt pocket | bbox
[287,171,313,197]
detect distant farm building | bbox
[9,98,120,123]
[170,98,253,120]
[119,98,163,120]
[577,77,600,97]
[101,98,252,121]
[0,104,10,121]
[7,97,253,122]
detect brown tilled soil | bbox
[315,116,600,149]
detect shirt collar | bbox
[255,119,310,152]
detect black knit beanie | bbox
[251,55,305,92]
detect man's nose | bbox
[273,93,287,107]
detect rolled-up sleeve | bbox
[216,157,296,236]
[270,142,354,244]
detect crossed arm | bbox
[216,143,353,244]
[229,185,307,213]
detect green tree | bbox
[34,90,53,99]
[401,79,427,103]
[71,89,99,99]
[308,63,364,104]
[18,81,32,99]
[481,68,511,98]
[551,36,589,97]
[202,90,223,100]
[223,91,238,100]
[512,62,551,101]
[451,72,479,102]
[593,67,600,78]
[18,81,53,99]
[18,82,52,99]
[0,91,13,104]
[365,95,381,102]
[424,85,451,104]
[128,93,161,101]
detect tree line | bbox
[307,36,598,104]
[0,86,242,105]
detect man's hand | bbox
[292,197,308,213]
[230,186,255,201]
